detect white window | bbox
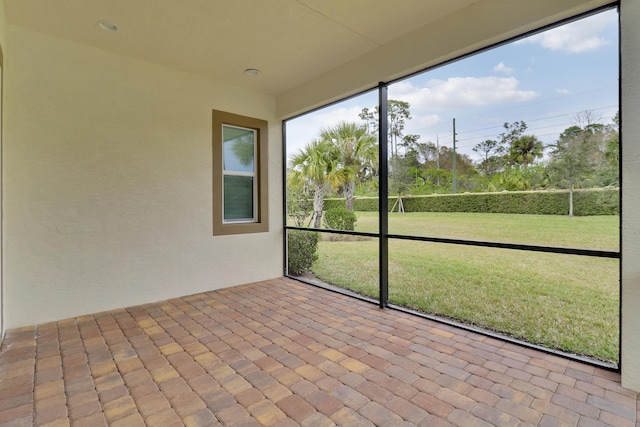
[222,125,257,223]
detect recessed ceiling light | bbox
[245,69,260,76]
[98,21,119,32]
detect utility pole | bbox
[452,118,457,194]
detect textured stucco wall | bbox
[3,25,282,327]
[0,0,5,337]
[621,0,640,393]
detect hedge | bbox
[324,197,378,212]
[322,188,618,216]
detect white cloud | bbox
[403,114,443,140]
[394,76,539,110]
[519,12,615,54]
[415,114,442,127]
[555,88,571,95]
[311,106,363,128]
[493,62,515,74]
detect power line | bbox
[455,105,617,137]
[460,113,617,143]
[421,108,617,149]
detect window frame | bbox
[213,109,268,235]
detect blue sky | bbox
[285,7,619,162]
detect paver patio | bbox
[0,277,637,426]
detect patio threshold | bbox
[289,274,619,373]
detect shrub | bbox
[287,187,313,226]
[324,207,357,231]
[287,230,319,275]
[324,188,619,216]
[322,199,343,211]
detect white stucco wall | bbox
[0,0,6,337]
[3,25,282,328]
[620,0,640,393]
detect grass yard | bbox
[359,211,619,250]
[306,212,620,363]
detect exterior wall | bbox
[620,0,640,393]
[0,0,5,337]
[3,25,282,328]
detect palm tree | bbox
[289,139,341,228]
[509,135,544,167]
[319,122,378,211]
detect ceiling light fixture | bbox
[98,21,119,32]
[245,69,260,76]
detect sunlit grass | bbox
[305,212,620,363]
[310,238,379,298]
[356,211,619,250]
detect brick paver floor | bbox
[0,277,637,426]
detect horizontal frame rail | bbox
[285,226,379,239]
[285,226,620,259]
[387,233,620,258]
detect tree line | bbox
[288,101,619,224]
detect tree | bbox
[399,133,420,154]
[433,146,475,175]
[389,155,416,196]
[319,122,377,211]
[411,141,439,165]
[359,100,413,157]
[600,112,619,186]
[288,139,341,228]
[360,100,418,197]
[499,121,527,149]
[473,139,504,178]
[497,121,544,167]
[409,146,476,193]
[398,138,441,185]
[509,134,544,166]
[573,111,620,188]
[573,109,602,128]
[410,141,442,186]
[546,125,598,216]
[286,185,313,227]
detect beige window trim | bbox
[212,109,268,235]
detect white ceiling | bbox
[3,0,479,95]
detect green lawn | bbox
[306,212,620,363]
[359,211,619,250]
